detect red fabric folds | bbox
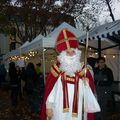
[72,73,79,116]
[41,72,59,120]
[41,67,95,120]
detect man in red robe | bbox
[41,29,99,120]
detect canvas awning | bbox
[80,20,120,42]
[79,20,120,55]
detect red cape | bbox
[41,70,59,120]
[41,66,95,120]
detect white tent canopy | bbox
[21,34,45,53]
[27,34,44,49]
[79,20,120,49]
[3,34,45,59]
[20,41,30,49]
[80,20,120,41]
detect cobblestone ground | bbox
[0,85,120,120]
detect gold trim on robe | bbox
[51,64,60,77]
[63,108,69,112]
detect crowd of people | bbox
[0,61,7,88]
[0,61,44,113]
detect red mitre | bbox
[56,29,79,53]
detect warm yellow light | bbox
[89,48,92,50]
[113,55,115,58]
[104,55,106,58]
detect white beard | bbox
[57,48,82,77]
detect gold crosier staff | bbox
[84,25,90,78]
[82,25,90,120]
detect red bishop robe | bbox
[41,63,95,120]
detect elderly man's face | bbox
[98,59,105,69]
[58,48,82,76]
[66,49,76,56]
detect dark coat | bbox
[94,66,114,86]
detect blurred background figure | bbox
[35,63,44,112]
[36,63,42,76]
[36,63,44,88]
[20,67,26,99]
[9,62,19,107]
[25,62,38,113]
[16,66,25,100]
[87,57,98,79]
[25,62,37,95]
[0,63,7,88]
[94,57,114,120]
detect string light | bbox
[104,55,106,58]
[95,52,98,55]
[113,55,115,58]
[43,49,46,52]
[28,50,38,57]
[89,48,92,50]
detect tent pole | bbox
[42,47,46,84]
[84,26,90,77]
[97,36,101,58]
[20,46,21,57]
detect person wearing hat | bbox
[41,29,99,120]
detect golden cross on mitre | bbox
[56,28,78,51]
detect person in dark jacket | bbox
[9,62,19,107]
[16,66,24,100]
[25,63,37,93]
[94,57,114,120]
[0,63,7,88]
[25,62,37,112]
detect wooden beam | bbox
[97,36,101,58]
[79,43,98,50]
[107,36,120,44]
[101,44,120,51]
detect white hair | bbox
[57,48,82,77]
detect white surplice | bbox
[46,75,87,120]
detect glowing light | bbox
[43,49,46,52]
[104,55,106,58]
[89,48,92,50]
[113,55,115,58]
